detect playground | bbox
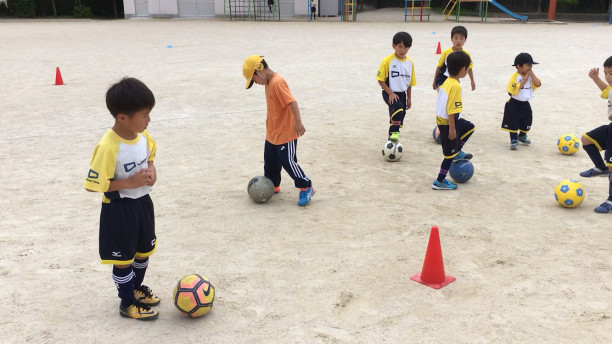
[1,8,611,344]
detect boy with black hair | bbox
[376,31,417,142]
[84,77,160,320]
[432,25,475,91]
[579,56,612,213]
[243,55,315,206]
[432,51,475,190]
[501,52,541,150]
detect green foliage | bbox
[9,0,36,17]
[0,2,8,15]
[73,4,91,17]
[559,0,579,6]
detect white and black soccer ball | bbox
[382,141,403,162]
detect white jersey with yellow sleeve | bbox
[435,78,463,125]
[376,53,417,92]
[84,129,156,202]
[437,47,474,77]
[507,72,540,102]
[601,85,612,120]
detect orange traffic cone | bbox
[410,226,455,289]
[436,42,441,54]
[55,67,64,85]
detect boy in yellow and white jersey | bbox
[579,56,612,213]
[432,51,475,190]
[84,77,160,320]
[376,31,417,142]
[501,53,541,150]
[432,26,475,91]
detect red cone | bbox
[55,67,64,85]
[436,42,441,54]
[410,226,455,289]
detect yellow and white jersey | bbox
[84,129,156,202]
[601,85,612,120]
[376,53,417,92]
[435,78,463,125]
[507,72,540,102]
[437,47,474,77]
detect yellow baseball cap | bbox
[243,55,264,89]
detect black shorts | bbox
[584,123,612,166]
[501,98,532,133]
[439,117,475,158]
[99,194,156,264]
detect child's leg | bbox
[279,139,312,189]
[132,257,148,288]
[382,91,406,137]
[501,99,519,145]
[436,158,454,183]
[457,118,475,151]
[113,265,135,307]
[264,141,283,188]
[581,133,606,170]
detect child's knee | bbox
[581,135,591,145]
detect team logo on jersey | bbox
[88,169,99,179]
[391,71,410,78]
[151,239,156,247]
[112,251,122,257]
[124,162,136,172]
[454,101,462,108]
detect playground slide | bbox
[489,0,528,21]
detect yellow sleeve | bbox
[376,56,389,82]
[446,82,463,115]
[601,86,611,99]
[84,142,117,192]
[506,73,520,95]
[143,130,157,162]
[410,58,417,87]
[436,50,449,68]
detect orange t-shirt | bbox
[265,73,297,145]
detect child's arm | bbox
[107,169,152,192]
[147,161,157,186]
[406,86,412,110]
[448,113,456,140]
[528,70,541,88]
[378,80,398,104]
[589,68,608,91]
[290,101,306,136]
[468,68,475,90]
[432,66,441,90]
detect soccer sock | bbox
[437,158,454,183]
[583,144,606,170]
[608,173,612,202]
[132,257,149,289]
[113,265,135,307]
[510,132,518,142]
[517,131,527,138]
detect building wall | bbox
[123,0,309,18]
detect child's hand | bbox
[432,80,438,90]
[388,93,399,104]
[295,121,306,136]
[130,169,152,188]
[448,130,456,140]
[471,80,476,91]
[588,68,599,80]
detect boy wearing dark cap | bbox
[242,55,315,206]
[501,53,542,150]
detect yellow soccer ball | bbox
[173,274,215,318]
[557,134,580,155]
[554,179,585,208]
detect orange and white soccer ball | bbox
[173,274,215,318]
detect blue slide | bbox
[489,0,528,21]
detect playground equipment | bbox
[224,0,280,21]
[341,0,356,21]
[404,0,432,22]
[443,0,527,22]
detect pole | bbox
[548,0,557,21]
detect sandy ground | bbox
[1,9,611,344]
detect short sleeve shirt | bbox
[84,129,156,202]
[265,73,297,145]
[376,53,417,92]
[435,78,463,125]
[601,85,612,121]
[437,47,474,77]
[507,72,540,102]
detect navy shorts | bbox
[99,194,156,264]
[501,98,532,133]
[439,117,475,158]
[585,123,612,166]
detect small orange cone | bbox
[410,226,455,289]
[436,42,441,54]
[55,67,64,85]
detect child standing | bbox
[310,0,316,20]
[501,53,541,150]
[432,25,475,91]
[242,55,315,206]
[579,56,612,213]
[432,51,475,190]
[84,77,160,320]
[376,32,416,143]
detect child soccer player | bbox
[310,0,316,20]
[432,25,475,91]
[432,51,475,190]
[501,53,541,150]
[579,56,612,213]
[84,77,160,320]
[376,31,417,142]
[242,55,315,206]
